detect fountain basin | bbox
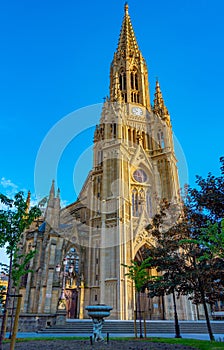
[85,304,112,318]
[85,304,113,342]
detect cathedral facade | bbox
[20,5,196,321]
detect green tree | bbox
[0,192,41,350]
[145,200,185,338]
[189,156,224,221]
[177,203,224,341]
[123,257,151,338]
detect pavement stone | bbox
[2,339,198,350]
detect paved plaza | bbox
[2,339,198,350]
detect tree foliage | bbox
[0,191,41,349]
[144,158,224,341]
[189,156,224,220]
[123,258,152,293]
[0,192,41,254]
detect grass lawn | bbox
[3,336,224,349]
[144,337,224,349]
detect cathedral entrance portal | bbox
[65,289,78,318]
[64,247,80,319]
[135,245,165,320]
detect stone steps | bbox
[38,320,224,334]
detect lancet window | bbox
[157,130,165,148]
[132,188,138,216]
[146,190,152,217]
[119,69,126,91]
[130,68,138,90]
[131,92,139,103]
[132,188,146,217]
[97,150,103,166]
[130,67,139,103]
[66,247,79,273]
[138,189,145,215]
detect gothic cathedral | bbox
[20,4,196,321]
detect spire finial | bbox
[125,2,129,13]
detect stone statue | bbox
[93,318,104,342]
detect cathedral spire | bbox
[109,4,150,109]
[116,3,140,58]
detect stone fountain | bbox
[85,304,113,342]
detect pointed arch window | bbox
[131,67,139,103]
[132,188,138,217]
[146,190,152,217]
[138,189,145,215]
[130,68,138,90]
[110,123,117,138]
[119,69,126,91]
[131,92,139,103]
[157,130,165,148]
[97,150,103,166]
[66,247,79,273]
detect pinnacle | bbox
[154,80,164,107]
[49,179,55,200]
[154,80,169,117]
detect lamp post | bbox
[56,258,74,310]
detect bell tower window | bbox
[130,68,139,103]
[119,69,126,90]
[130,69,138,90]
[131,92,139,103]
[119,68,127,102]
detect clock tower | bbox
[89,3,182,319]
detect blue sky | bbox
[0,1,223,221]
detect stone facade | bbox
[19,4,197,322]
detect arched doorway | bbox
[64,247,80,319]
[134,244,165,320]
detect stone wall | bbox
[0,312,66,332]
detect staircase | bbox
[38,320,224,335]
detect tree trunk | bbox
[199,279,214,341]
[137,291,143,338]
[0,251,13,350]
[8,288,16,339]
[9,294,22,350]
[172,290,181,338]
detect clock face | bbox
[132,107,143,116]
[133,169,147,183]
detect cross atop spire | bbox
[116,2,140,58]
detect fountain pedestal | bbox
[85,304,112,342]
